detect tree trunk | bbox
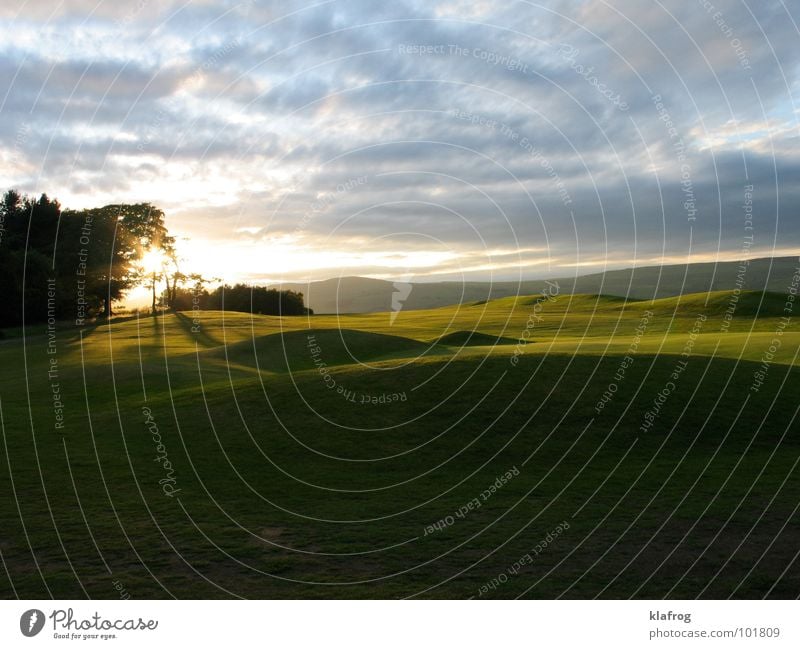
[151,273,157,316]
[170,274,178,307]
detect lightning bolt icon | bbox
[28,611,38,632]
[390,282,412,324]
[390,271,414,325]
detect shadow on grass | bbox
[172,311,224,348]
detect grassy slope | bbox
[276,256,800,312]
[0,290,798,599]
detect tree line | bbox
[0,189,309,327]
[170,283,308,316]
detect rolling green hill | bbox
[273,255,799,314]
[622,289,789,317]
[0,288,798,599]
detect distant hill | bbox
[273,255,799,314]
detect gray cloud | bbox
[0,0,797,280]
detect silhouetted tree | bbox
[0,191,178,326]
[204,283,309,316]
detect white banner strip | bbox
[1,600,797,648]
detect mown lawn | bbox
[0,291,798,598]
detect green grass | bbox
[0,289,798,599]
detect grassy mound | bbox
[434,330,519,346]
[206,327,435,372]
[624,290,788,317]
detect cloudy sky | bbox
[1,0,798,285]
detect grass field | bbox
[1,288,799,598]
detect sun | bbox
[139,249,167,275]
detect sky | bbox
[1,0,798,287]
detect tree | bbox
[205,284,309,315]
[0,191,61,326]
[59,205,136,319]
[163,239,189,309]
[162,273,218,311]
[0,192,178,325]
[113,203,175,317]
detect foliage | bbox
[169,282,310,316]
[0,190,309,325]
